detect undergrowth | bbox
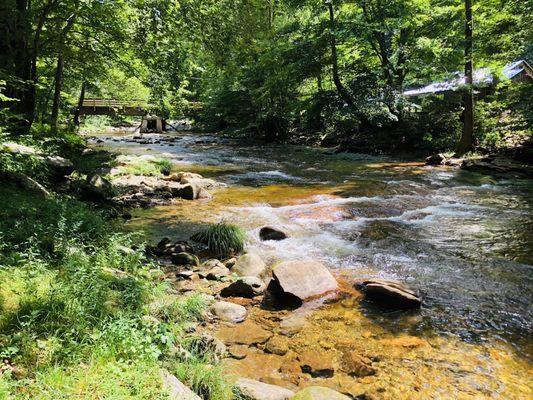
[0,183,232,399]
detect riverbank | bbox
[0,133,236,399]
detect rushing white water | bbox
[93,131,533,347]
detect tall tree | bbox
[457,0,474,155]
[50,9,78,132]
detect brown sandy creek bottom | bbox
[92,132,533,399]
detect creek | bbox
[92,131,533,398]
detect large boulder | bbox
[232,253,267,278]
[291,386,351,400]
[210,301,247,323]
[171,252,200,268]
[173,183,200,200]
[269,260,337,304]
[84,174,113,200]
[259,227,288,241]
[161,371,201,400]
[235,378,294,400]
[220,277,266,298]
[425,153,446,166]
[0,142,37,155]
[45,155,74,177]
[356,279,422,309]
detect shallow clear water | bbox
[93,131,533,353]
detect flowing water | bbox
[92,131,533,398]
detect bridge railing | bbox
[82,98,149,108]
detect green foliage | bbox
[0,187,110,259]
[191,222,247,257]
[117,155,173,177]
[474,80,533,150]
[0,358,167,399]
[0,186,224,399]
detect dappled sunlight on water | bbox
[93,131,533,398]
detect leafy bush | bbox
[0,184,232,399]
[191,222,246,257]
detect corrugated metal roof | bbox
[404,68,493,97]
[503,60,527,79]
[404,60,532,97]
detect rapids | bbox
[92,131,533,398]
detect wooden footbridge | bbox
[78,98,203,133]
[79,99,148,116]
[79,98,203,117]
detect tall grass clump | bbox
[191,222,246,257]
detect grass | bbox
[191,222,247,258]
[116,155,173,176]
[0,359,167,400]
[0,182,234,399]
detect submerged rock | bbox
[218,320,272,345]
[264,336,289,356]
[232,253,267,278]
[298,351,336,377]
[220,276,266,298]
[357,279,422,309]
[235,378,294,400]
[291,386,351,400]
[268,260,337,305]
[341,352,376,377]
[259,227,288,241]
[228,344,249,360]
[210,301,247,323]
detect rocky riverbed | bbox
[88,130,533,399]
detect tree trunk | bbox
[50,11,78,133]
[326,1,357,113]
[50,54,64,132]
[9,0,33,134]
[457,0,474,155]
[73,81,86,127]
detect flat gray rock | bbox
[232,253,267,277]
[236,378,294,400]
[161,371,201,400]
[272,260,337,301]
[210,301,247,323]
